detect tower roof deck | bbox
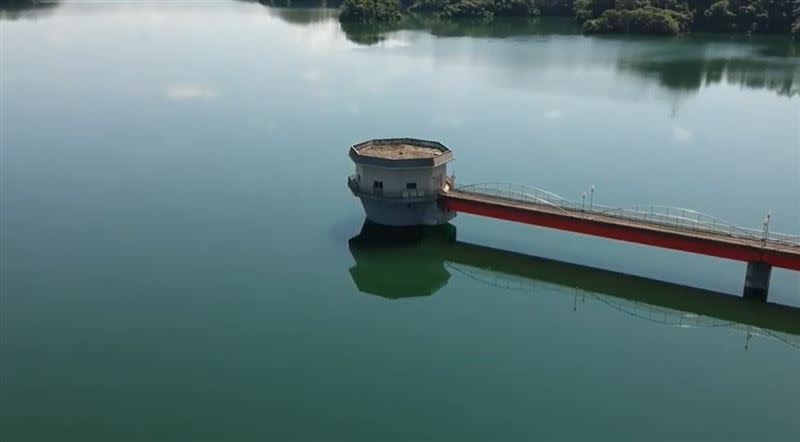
[359,143,442,160]
[349,138,454,167]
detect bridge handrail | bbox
[737,227,800,247]
[597,205,800,246]
[595,205,760,241]
[450,182,799,247]
[455,182,581,215]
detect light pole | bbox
[589,185,595,211]
[763,210,772,242]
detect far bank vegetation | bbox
[338,0,800,36]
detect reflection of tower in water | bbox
[347,222,456,299]
[347,221,800,350]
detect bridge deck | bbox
[441,190,800,271]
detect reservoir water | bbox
[2,1,799,440]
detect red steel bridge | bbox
[439,182,800,301]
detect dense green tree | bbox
[536,0,574,15]
[441,0,495,18]
[691,0,794,32]
[573,0,616,22]
[794,0,800,36]
[703,1,736,30]
[494,0,540,16]
[336,0,799,35]
[436,0,539,18]
[408,0,447,12]
[575,1,691,22]
[583,5,691,34]
[339,0,403,22]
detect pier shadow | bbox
[348,221,800,339]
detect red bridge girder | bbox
[440,192,800,272]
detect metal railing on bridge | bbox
[455,183,581,214]
[454,182,800,248]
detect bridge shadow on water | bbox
[347,221,800,346]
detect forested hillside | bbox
[337,0,800,36]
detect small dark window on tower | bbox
[373,181,383,189]
[406,182,417,190]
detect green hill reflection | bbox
[259,4,799,98]
[618,54,799,97]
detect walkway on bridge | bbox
[440,184,800,281]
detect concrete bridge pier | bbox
[743,261,772,301]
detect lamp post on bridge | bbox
[746,210,774,301]
[763,211,772,243]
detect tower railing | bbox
[347,174,431,200]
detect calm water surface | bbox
[2,2,800,441]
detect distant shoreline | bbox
[6,0,794,38]
[330,0,799,37]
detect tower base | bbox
[359,198,455,227]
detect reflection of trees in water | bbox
[340,21,397,44]
[267,6,340,25]
[619,56,799,97]
[238,0,343,10]
[236,0,342,26]
[261,3,800,98]
[340,15,799,97]
[0,0,59,20]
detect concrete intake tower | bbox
[347,138,456,226]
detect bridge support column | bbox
[743,261,772,302]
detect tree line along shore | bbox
[337,0,800,36]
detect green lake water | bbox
[2,2,799,441]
